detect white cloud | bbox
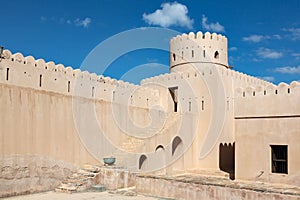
[243,34,281,43]
[243,35,266,43]
[39,16,91,28]
[292,53,300,59]
[273,34,282,39]
[283,28,300,40]
[256,47,283,59]
[201,15,225,33]
[229,47,238,51]
[74,17,91,28]
[142,2,193,29]
[274,66,300,74]
[258,76,275,82]
[40,16,47,22]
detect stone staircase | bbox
[55,164,100,193]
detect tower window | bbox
[68,81,70,93]
[92,86,95,97]
[6,68,9,81]
[173,53,176,61]
[214,51,219,59]
[203,50,206,58]
[39,74,42,87]
[271,145,288,174]
[192,50,194,58]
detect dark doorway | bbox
[169,87,178,112]
[219,142,235,180]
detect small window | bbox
[271,145,288,174]
[68,81,70,93]
[201,100,204,110]
[188,101,191,112]
[39,74,42,87]
[192,50,194,58]
[203,50,206,58]
[173,53,176,61]
[214,51,219,59]
[6,68,9,81]
[92,86,95,97]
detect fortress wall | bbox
[0,50,159,109]
[234,81,300,117]
[140,63,274,174]
[234,82,300,186]
[0,50,169,195]
[141,64,238,172]
[217,66,272,88]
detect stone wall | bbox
[136,175,300,200]
[95,167,136,190]
[0,155,77,197]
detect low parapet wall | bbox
[136,174,300,200]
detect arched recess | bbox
[155,145,165,152]
[139,154,147,170]
[172,136,183,156]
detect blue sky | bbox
[1,0,300,84]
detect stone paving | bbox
[3,191,163,200]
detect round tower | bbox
[170,31,228,73]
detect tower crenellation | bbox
[170,31,228,71]
[0,49,160,108]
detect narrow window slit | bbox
[39,74,42,87]
[68,81,70,93]
[6,68,9,81]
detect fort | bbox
[1,31,300,199]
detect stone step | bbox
[83,164,100,173]
[55,165,100,193]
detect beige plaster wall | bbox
[234,82,300,186]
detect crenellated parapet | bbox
[142,64,271,89]
[218,67,272,88]
[235,81,300,98]
[0,50,159,108]
[235,81,300,117]
[170,31,228,71]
